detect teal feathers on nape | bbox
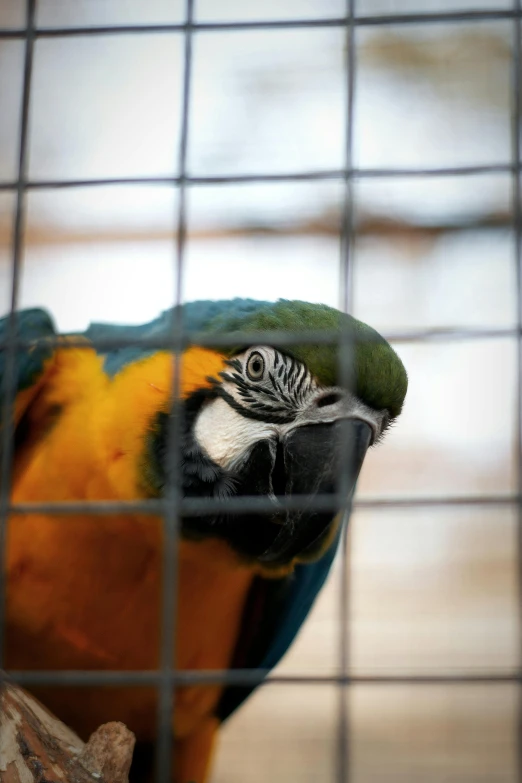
[82,301,253,378]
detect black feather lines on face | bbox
[143,351,319,559]
[208,351,315,425]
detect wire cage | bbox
[0,1,521,782]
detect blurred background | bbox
[0,0,520,780]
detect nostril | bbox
[316,392,343,408]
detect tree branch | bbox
[0,672,135,783]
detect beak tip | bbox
[257,419,371,565]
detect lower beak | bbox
[258,420,372,565]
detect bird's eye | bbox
[246,351,265,381]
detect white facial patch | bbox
[194,396,278,470]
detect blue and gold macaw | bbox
[1,299,407,782]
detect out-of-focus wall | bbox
[0,1,518,780]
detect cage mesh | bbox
[0,2,521,782]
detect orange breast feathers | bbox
[6,345,256,748]
[11,344,227,502]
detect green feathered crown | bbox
[202,299,407,420]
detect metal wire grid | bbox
[0,2,520,782]
[513,2,522,781]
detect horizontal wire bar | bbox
[2,19,347,37]
[351,164,519,179]
[0,173,342,189]
[387,327,521,343]
[5,496,359,516]
[0,329,385,352]
[0,8,521,39]
[5,669,522,687]
[0,164,518,192]
[354,9,520,26]
[1,327,519,357]
[356,493,520,509]
[7,493,519,517]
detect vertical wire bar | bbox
[0,0,36,668]
[513,1,522,781]
[155,1,194,780]
[338,1,357,782]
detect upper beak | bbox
[258,419,372,565]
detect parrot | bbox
[1,298,407,783]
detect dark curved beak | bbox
[258,420,372,565]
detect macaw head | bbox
[145,299,407,569]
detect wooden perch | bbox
[0,673,135,783]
